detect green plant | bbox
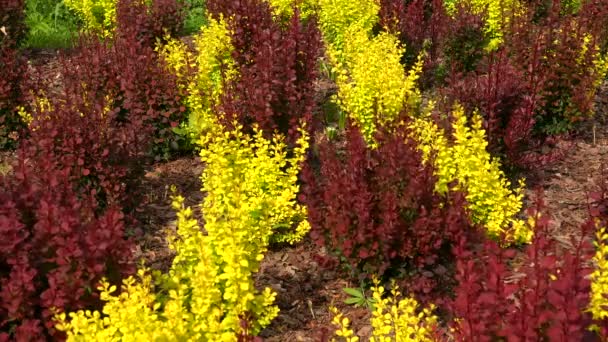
[182,0,206,34]
[343,286,377,309]
[24,0,79,48]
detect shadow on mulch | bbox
[134,156,204,272]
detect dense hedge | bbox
[2,0,608,340]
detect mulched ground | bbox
[134,157,205,273]
[13,45,608,341]
[523,82,608,239]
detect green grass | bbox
[23,0,208,47]
[24,0,79,49]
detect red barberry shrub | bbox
[449,195,596,340]
[443,49,538,161]
[301,120,470,276]
[0,0,28,151]
[444,0,607,168]
[115,0,186,47]
[379,0,448,86]
[64,32,185,162]
[442,4,490,75]
[24,94,146,213]
[512,0,607,136]
[0,44,29,150]
[23,34,183,214]
[207,0,323,143]
[0,154,134,340]
[0,0,26,48]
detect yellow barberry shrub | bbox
[156,36,194,84]
[16,94,52,127]
[198,122,311,244]
[409,103,531,244]
[331,28,423,146]
[264,0,318,21]
[591,50,608,90]
[63,0,117,37]
[55,197,279,341]
[331,278,438,342]
[588,224,608,332]
[558,36,608,123]
[330,307,360,342]
[317,0,379,51]
[157,17,237,145]
[56,123,310,340]
[317,0,424,146]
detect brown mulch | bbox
[22,48,68,98]
[133,157,204,273]
[522,83,608,242]
[256,240,374,341]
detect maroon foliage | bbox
[511,0,605,130]
[443,49,543,165]
[0,0,29,150]
[115,0,186,48]
[449,195,595,340]
[23,94,147,213]
[443,42,565,168]
[63,33,185,163]
[0,154,134,340]
[0,45,29,150]
[443,0,607,168]
[208,0,323,143]
[379,0,448,86]
[442,4,489,74]
[0,16,186,338]
[0,15,186,337]
[301,121,470,276]
[207,0,276,66]
[0,0,26,48]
